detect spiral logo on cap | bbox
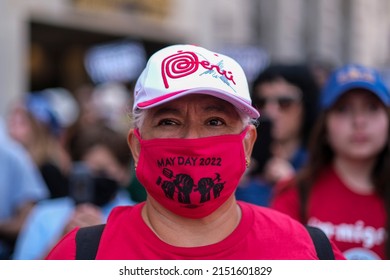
[161,51,199,89]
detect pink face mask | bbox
[134,128,248,219]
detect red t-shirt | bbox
[271,166,386,260]
[46,201,345,260]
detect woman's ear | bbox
[243,125,257,161]
[128,129,140,168]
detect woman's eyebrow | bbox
[149,101,237,118]
[151,107,181,118]
[203,103,238,117]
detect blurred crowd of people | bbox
[1,50,389,259]
[0,82,145,259]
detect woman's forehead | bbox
[335,89,384,104]
[148,94,240,114]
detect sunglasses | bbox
[256,96,301,110]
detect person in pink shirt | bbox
[46,44,345,260]
[271,64,390,259]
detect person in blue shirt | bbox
[7,92,72,199]
[0,118,48,259]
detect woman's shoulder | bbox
[240,202,319,255]
[45,227,78,260]
[240,201,304,230]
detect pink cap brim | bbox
[136,88,260,119]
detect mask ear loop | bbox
[134,128,142,141]
[132,129,142,171]
[240,125,250,139]
[241,125,252,168]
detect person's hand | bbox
[263,157,295,184]
[62,203,104,235]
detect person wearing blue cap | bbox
[7,92,71,199]
[271,64,390,259]
[0,118,48,259]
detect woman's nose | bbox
[181,126,202,139]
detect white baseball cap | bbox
[133,44,260,119]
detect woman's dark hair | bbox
[295,108,390,259]
[251,64,320,147]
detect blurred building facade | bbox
[1,0,390,116]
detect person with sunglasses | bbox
[236,64,321,207]
[254,64,320,182]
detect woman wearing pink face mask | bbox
[45,44,345,260]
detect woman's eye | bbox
[207,118,224,126]
[157,119,178,126]
[367,102,381,112]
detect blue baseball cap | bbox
[321,64,390,109]
[25,93,62,136]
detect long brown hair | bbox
[295,108,390,259]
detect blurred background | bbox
[1,0,390,260]
[1,0,390,116]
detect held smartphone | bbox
[250,117,273,176]
[68,162,95,205]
